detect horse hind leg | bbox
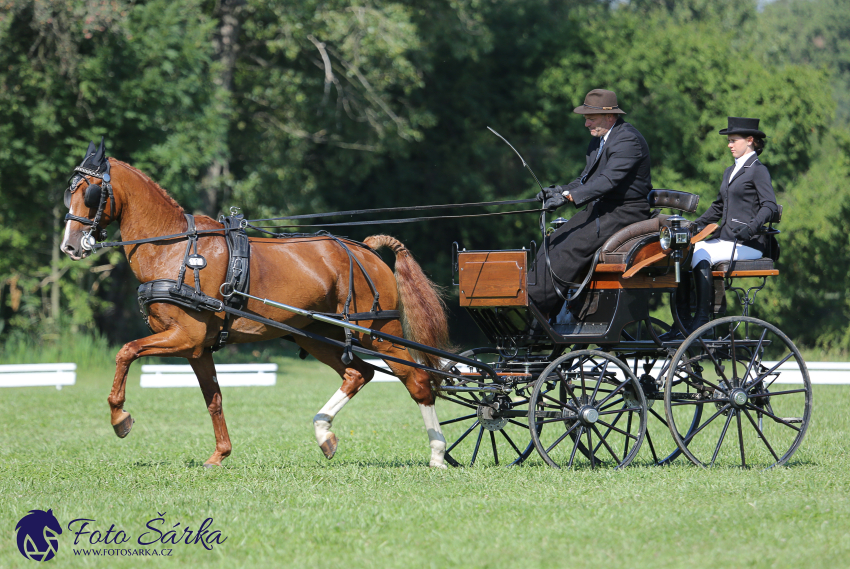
[371,337,447,469]
[188,351,232,467]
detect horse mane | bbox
[111,159,185,214]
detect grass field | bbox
[1,356,849,568]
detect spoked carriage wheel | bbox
[439,349,535,467]
[617,318,702,466]
[665,316,813,468]
[528,350,647,469]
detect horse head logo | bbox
[15,509,62,562]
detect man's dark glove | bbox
[543,192,567,212]
[731,223,754,241]
[536,185,559,202]
[689,221,705,234]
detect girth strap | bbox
[212,213,252,352]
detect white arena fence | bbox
[0,363,76,390]
[367,359,850,385]
[140,363,277,388]
[1,360,846,389]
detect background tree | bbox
[1,0,848,355]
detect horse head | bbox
[61,137,117,260]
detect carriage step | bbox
[441,385,502,393]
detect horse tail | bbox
[363,235,451,374]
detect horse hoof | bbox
[112,412,134,438]
[320,433,338,459]
[202,462,221,468]
[429,461,448,470]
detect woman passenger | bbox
[674,117,779,336]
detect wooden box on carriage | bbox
[457,251,528,307]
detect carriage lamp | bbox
[659,215,691,283]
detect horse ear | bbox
[83,141,96,159]
[93,136,106,165]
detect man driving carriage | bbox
[530,88,652,320]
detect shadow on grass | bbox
[629,457,820,469]
[132,460,174,467]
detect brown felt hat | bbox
[573,89,626,115]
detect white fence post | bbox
[0,364,77,390]
[140,363,277,388]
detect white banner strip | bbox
[140,363,276,388]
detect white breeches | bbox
[691,239,762,268]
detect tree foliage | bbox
[1,0,848,352]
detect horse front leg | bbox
[296,338,374,460]
[109,328,203,439]
[188,351,232,467]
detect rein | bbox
[248,198,539,222]
[246,207,542,231]
[76,198,543,250]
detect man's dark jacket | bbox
[529,118,652,316]
[695,152,779,257]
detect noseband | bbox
[64,161,115,250]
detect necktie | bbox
[581,138,605,185]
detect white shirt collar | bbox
[602,125,614,143]
[735,150,755,168]
[730,150,756,180]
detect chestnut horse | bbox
[60,140,450,467]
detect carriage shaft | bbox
[230,290,501,382]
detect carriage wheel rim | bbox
[663,316,812,469]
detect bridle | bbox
[63,159,115,251]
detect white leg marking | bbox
[313,389,350,446]
[419,404,447,469]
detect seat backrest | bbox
[648,189,699,213]
[600,215,668,264]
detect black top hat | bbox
[573,89,626,115]
[719,117,766,138]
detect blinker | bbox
[84,184,103,208]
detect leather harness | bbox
[136,214,399,353]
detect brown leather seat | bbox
[600,215,669,265]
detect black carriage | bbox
[438,189,811,469]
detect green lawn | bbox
[1,358,848,568]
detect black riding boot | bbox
[687,260,713,334]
